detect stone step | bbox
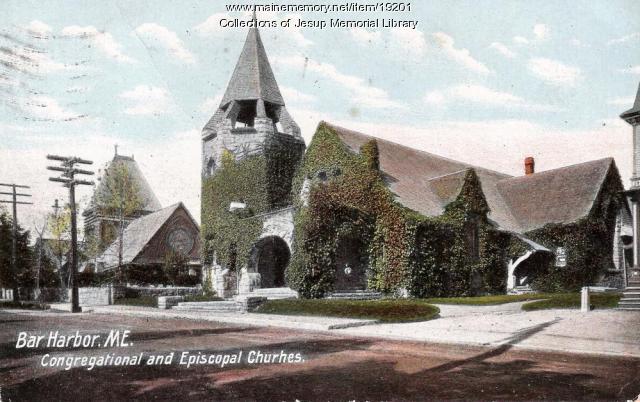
[618,299,640,305]
[172,301,243,313]
[616,305,640,311]
[326,291,383,300]
[250,288,298,300]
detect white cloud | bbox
[0,46,72,75]
[199,94,222,113]
[24,20,52,37]
[391,28,427,57]
[280,86,316,104]
[513,36,529,45]
[489,42,516,58]
[607,97,635,106]
[62,25,136,63]
[569,38,589,48]
[423,84,556,111]
[533,24,548,40]
[119,85,172,115]
[23,95,82,121]
[607,32,640,46]
[349,27,382,44]
[194,13,229,36]
[620,65,640,75]
[423,91,446,105]
[432,32,491,75]
[274,55,405,109]
[134,23,195,63]
[527,58,582,86]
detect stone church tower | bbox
[201,19,303,177]
[201,19,305,298]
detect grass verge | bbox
[422,293,554,305]
[255,299,440,323]
[0,300,50,310]
[114,296,157,307]
[521,292,621,311]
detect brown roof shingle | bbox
[326,122,615,234]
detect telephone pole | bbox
[47,155,94,313]
[0,183,32,302]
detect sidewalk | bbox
[91,305,378,330]
[14,302,640,358]
[338,302,640,358]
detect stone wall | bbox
[67,287,112,306]
[117,286,201,299]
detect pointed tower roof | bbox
[91,154,161,213]
[621,82,640,121]
[219,20,285,107]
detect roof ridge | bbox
[427,168,470,182]
[498,157,613,184]
[325,122,512,179]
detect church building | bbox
[201,22,632,299]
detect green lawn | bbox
[422,293,554,305]
[0,300,50,310]
[255,299,440,323]
[114,296,157,307]
[521,292,621,311]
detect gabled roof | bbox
[97,203,185,269]
[219,26,284,107]
[91,154,161,213]
[496,158,614,232]
[325,122,618,234]
[621,82,640,121]
[327,123,519,230]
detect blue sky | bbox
[1,0,639,234]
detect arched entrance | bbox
[251,236,290,288]
[334,237,367,291]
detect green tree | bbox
[47,205,71,288]
[95,162,144,282]
[0,207,32,293]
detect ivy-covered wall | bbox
[201,135,304,270]
[287,123,513,298]
[202,123,624,298]
[523,163,624,291]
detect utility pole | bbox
[0,183,32,302]
[47,155,94,313]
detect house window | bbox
[466,215,480,261]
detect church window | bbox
[465,215,480,261]
[206,158,216,175]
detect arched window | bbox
[206,158,216,175]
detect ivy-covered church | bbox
[201,23,631,299]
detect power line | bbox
[47,154,94,313]
[0,182,32,302]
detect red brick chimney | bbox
[524,156,535,175]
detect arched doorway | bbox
[334,237,367,291]
[251,236,290,288]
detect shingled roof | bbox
[497,157,614,232]
[621,82,640,121]
[325,122,617,234]
[91,154,161,213]
[219,25,284,107]
[97,203,183,269]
